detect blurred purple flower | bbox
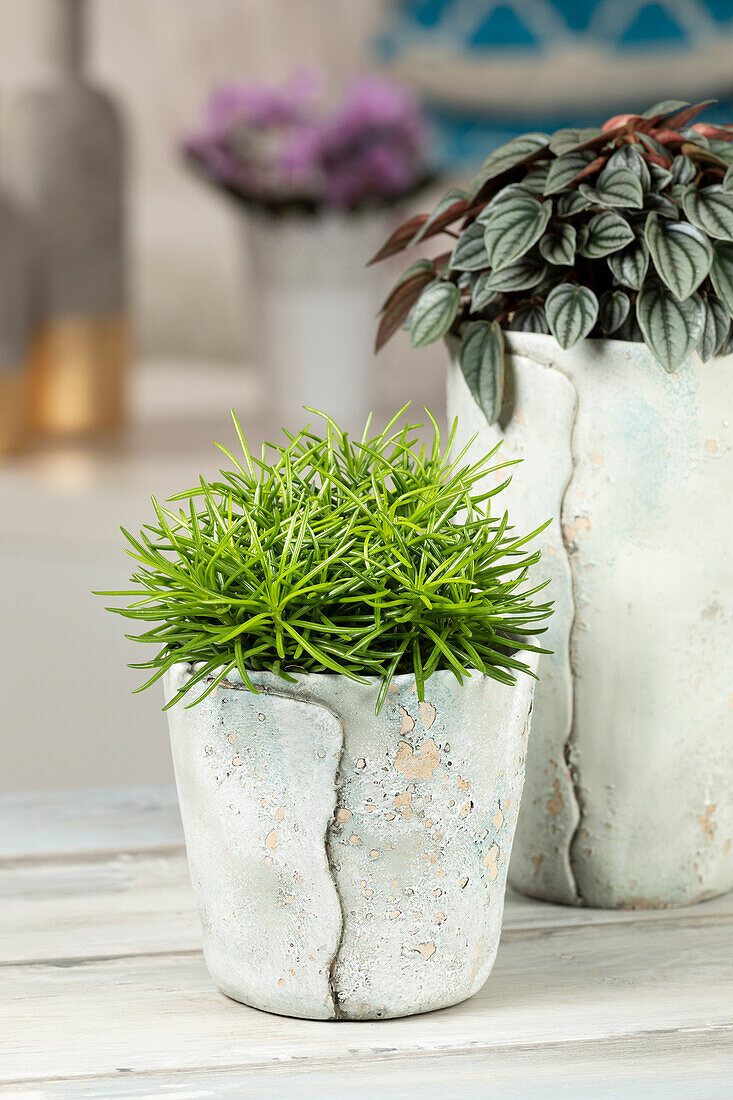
[182,70,431,212]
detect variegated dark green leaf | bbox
[580,211,635,258]
[591,163,644,209]
[648,163,673,191]
[617,311,644,342]
[479,183,535,219]
[710,241,733,317]
[539,223,576,266]
[482,196,552,270]
[636,279,705,372]
[607,145,651,191]
[549,127,605,156]
[608,236,650,290]
[644,193,679,218]
[555,190,592,216]
[545,282,599,349]
[479,254,547,294]
[724,162,733,193]
[707,139,733,165]
[469,271,498,312]
[459,321,505,423]
[409,280,460,348]
[671,155,696,186]
[450,222,490,271]
[522,161,551,193]
[410,188,468,245]
[599,289,631,334]
[644,213,712,299]
[543,150,595,195]
[510,303,549,334]
[642,100,690,120]
[469,133,550,198]
[682,185,733,241]
[697,293,731,362]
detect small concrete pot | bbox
[164,664,536,1020]
[447,331,733,909]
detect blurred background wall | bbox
[0,0,390,362]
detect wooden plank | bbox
[1,917,731,1083]
[3,1029,732,1099]
[0,787,182,861]
[2,848,733,967]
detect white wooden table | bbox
[1,788,732,1098]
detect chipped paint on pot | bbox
[164,664,536,1020]
[447,331,733,909]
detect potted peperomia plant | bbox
[374,100,733,910]
[183,72,433,433]
[101,408,551,1020]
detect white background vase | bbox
[447,332,733,908]
[164,663,536,1020]
[245,210,388,436]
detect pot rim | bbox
[173,657,540,690]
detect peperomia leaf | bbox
[671,154,696,186]
[479,254,547,294]
[543,150,596,195]
[608,236,650,289]
[375,261,436,351]
[459,321,505,423]
[539,223,576,266]
[586,163,644,209]
[409,280,460,348]
[710,240,733,316]
[648,162,673,191]
[549,127,605,156]
[482,195,552,270]
[643,193,679,218]
[580,211,635,258]
[555,190,592,215]
[545,283,599,348]
[510,303,550,334]
[450,222,490,271]
[642,100,690,120]
[697,293,731,361]
[636,279,705,371]
[599,289,631,334]
[607,145,651,191]
[724,162,733,193]
[469,271,498,312]
[522,161,551,193]
[469,133,550,198]
[682,185,733,241]
[645,213,712,299]
[410,188,469,245]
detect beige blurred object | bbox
[0,369,29,455]
[29,316,128,435]
[1,0,128,439]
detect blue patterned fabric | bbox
[377,0,733,168]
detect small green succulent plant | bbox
[99,409,551,714]
[373,100,733,423]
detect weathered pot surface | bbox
[165,663,535,1020]
[447,331,733,909]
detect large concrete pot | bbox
[447,332,733,909]
[164,663,535,1020]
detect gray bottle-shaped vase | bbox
[1,0,128,437]
[0,193,36,455]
